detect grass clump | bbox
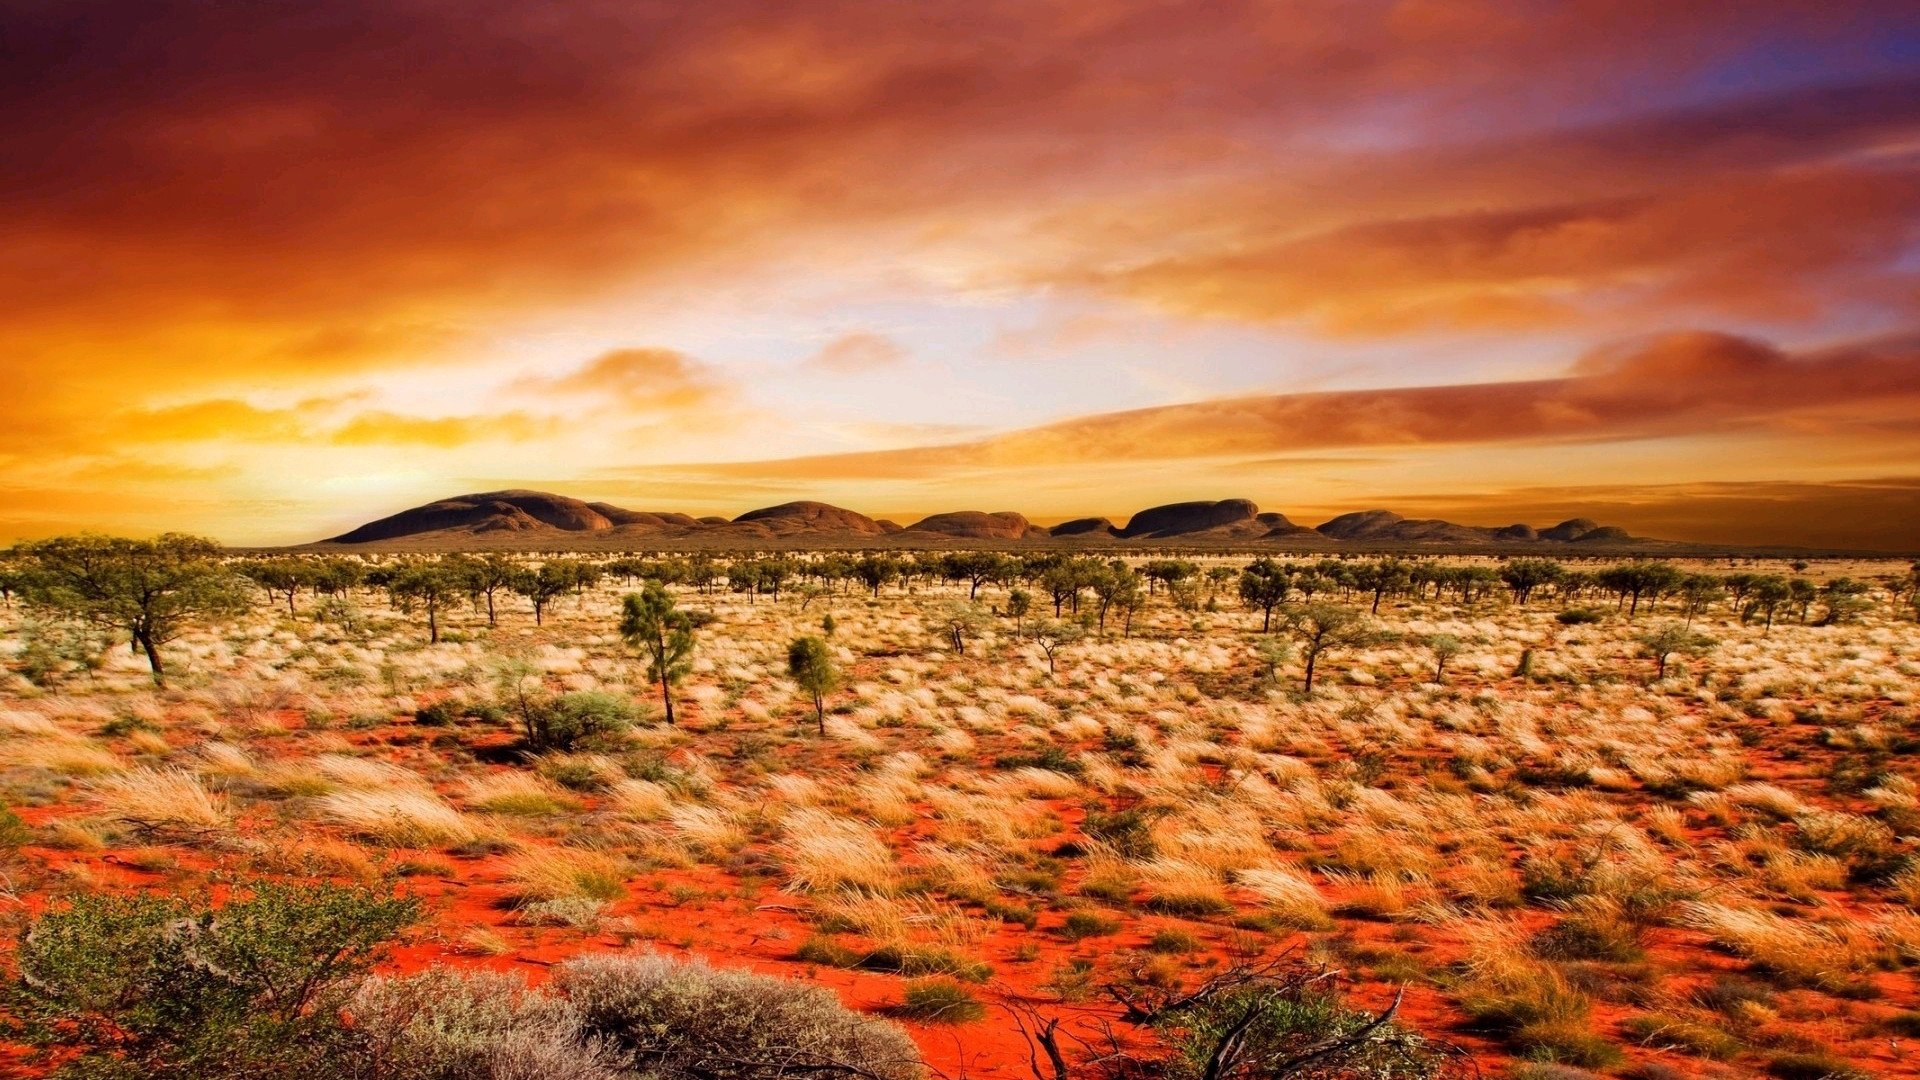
[897,978,985,1024]
[1061,910,1122,940]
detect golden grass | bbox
[91,768,228,828]
[504,847,628,903]
[779,808,896,893]
[318,789,478,847]
[462,771,577,816]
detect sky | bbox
[3,0,1919,549]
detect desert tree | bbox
[935,600,991,652]
[1742,575,1791,631]
[1252,636,1293,682]
[510,560,578,626]
[1599,561,1683,617]
[1818,577,1872,625]
[1005,587,1032,634]
[786,635,837,734]
[1787,577,1819,623]
[238,557,314,615]
[1142,558,1199,596]
[1041,560,1093,616]
[1635,622,1716,682]
[388,562,464,644]
[18,534,251,685]
[1424,633,1464,683]
[1499,558,1564,606]
[1204,564,1238,601]
[1090,563,1142,635]
[1351,558,1411,613]
[1029,619,1083,677]
[944,551,1010,600]
[1238,559,1291,632]
[1677,573,1725,627]
[1276,601,1372,694]
[0,548,23,607]
[310,557,365,599]
[1113,574,1145,637]
[852,555,899,598]
[452,552,520,627]
[620,582,696,726]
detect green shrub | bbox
[1061,911,1121,940]
[1148,928,1203,954]
[0,805,30,849]
[1081,807,1158,857]
[897,978,985,1023]
[794,937,990,982]
[6,880,417,1080]
[1152,977,1442,1080]
[993,746,1084,777]
[413,698,463,726]
[525,692,640,752]
[1556,609,1604,625]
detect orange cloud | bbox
[655,331,1920,478]
[803,333,907,374]
[514,348,733,412]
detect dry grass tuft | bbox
[318,789,479,847]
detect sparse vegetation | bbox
[1,544,1913,1080]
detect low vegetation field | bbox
[2,545,1918,1080]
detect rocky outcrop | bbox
[330,490,615,543]
[1539,518,1601,542]
[1119,499,1261,539]
[905,511,1039,539]
[729,501,889,537]
[1050,517,1117,537]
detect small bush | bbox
[1151,975,1442,1080]
[993,746,1084,777]
[897,978,985,1023]
[8,880,417,1080]
[413,698,464,726]
[1556,609,1604,625]
[1148,928,1203,954]
[1061,911,1121,940]
[522,691,640,752]
[557,952,924,1080]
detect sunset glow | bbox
[5,1,1919,548]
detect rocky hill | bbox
[313,490,1652,550]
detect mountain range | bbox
[309,490,1655,551]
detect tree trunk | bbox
[815,695,825,735]
[427,606,439,644]
[1303,651,1317,693]
[487,592,497,626]
[135,629,165,686]
[661,676,675,726]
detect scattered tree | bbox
[787,635,837,734]
[1424,633,1464,683]
[620,582,696,726]
[1276,602,1372,694]
[1635,622,1716,681]
[1238,559,1291,632]
[17,534,251,685]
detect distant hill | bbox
[309,490,1671,551]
